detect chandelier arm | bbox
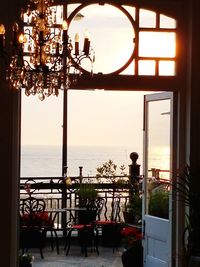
[47,32,61,43]
[23,59,35,71]
[74,54,93,65]
[6,0,95,100]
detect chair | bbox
[19,197,59,258]
[94,196,122,251]
[65,197,104,257]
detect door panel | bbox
[143,92,173,267]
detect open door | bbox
[143,92,173,267]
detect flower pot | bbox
[78,209,97,224]
[121,241,143,267]
[123,211,135,224]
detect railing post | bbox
[79,166,83,184]
[129,152,140,195]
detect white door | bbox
[143,92,173,267]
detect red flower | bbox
[135,232,142,240]
[121,226,142,249]
[121,226,139,237]
[20,211,53,227]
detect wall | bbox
[0,0,24,266]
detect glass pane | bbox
[139,9,156,28]
[160,14,176,29]
[20,94,63,177]
[146,99,171,219]
[138,60,155,75]
[121,61,135,75]
[68,4,135,74]
[159,61,175,76]
[122,5,136,21]
[139,32,176,58]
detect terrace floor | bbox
[29,240,124,267]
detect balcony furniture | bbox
[65,197,104,257]
[19,197,59,258]
[94,196,122,251]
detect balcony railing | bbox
[20,175,132,230]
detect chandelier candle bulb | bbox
[0,24,5,50]
[18,34,24,44]
[62,20,68,45]
[75,33,79,55]
[12,23,19,47]
[83,30,90,55]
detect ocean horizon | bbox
[20,145,143,178]
[20,144,169,178]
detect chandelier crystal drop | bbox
[1,0,94,100]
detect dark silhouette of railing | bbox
[20,175,131,230]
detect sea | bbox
[20,145,170,179]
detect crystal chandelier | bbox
[0,0,94,100]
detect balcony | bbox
[20,175,132,229]
[19,174,136,266]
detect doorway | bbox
[143,92,174,267]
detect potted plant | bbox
[96,160,127,185]
[173,165,200,266]
[121,226,143,267]
[19,253,34,267]
[123,194,142,224]
[77,183,98,207]
[96,159,128,217]
[77,183,98,224]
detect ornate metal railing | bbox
[20,175,131,230]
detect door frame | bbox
[142,91,177,267]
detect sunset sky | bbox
[21,4,176,152]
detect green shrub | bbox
[77,184,98,207]
[149,190,169,219]
[125,195,142,217]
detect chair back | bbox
[20,197,46,215]
[77,197,104,224]
[95,197,105,220]
[19,197,48,228]
[110,196,120,222]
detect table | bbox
[46,207,90,227]
[64,207,89,224]
[46,208,67,226]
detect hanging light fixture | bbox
[0,0,94,100]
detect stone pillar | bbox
[129,152,140,194]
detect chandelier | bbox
[0,0,94,100]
